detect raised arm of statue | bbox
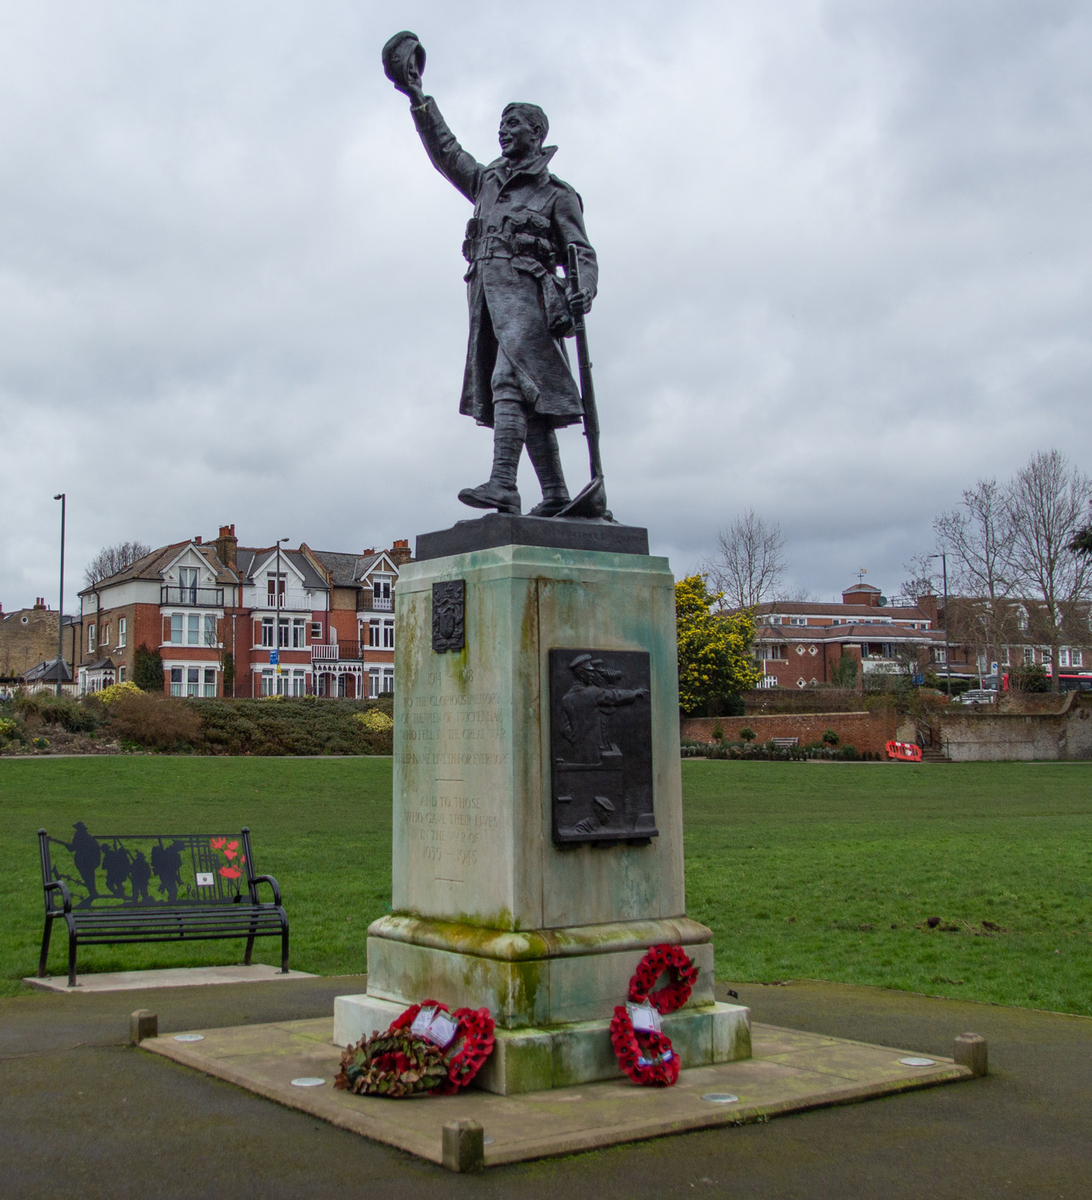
[382,32,484,204]
[410,97,485,204]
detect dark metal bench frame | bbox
[38,826,289,987]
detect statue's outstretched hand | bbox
[397,57,426,105]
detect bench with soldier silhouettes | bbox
[37,825,289,987]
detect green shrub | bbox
[191,698,392,756]
[133,644,165,692]
[0,716,18,740]
[106,692,202,750]
[821,728,840,745]
[739,727,756,742]
[711,721,724,742]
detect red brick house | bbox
[75,525,410,699]
[749,583,946,688]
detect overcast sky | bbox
[2,0,1089,613]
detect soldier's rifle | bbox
[560,243,610,520]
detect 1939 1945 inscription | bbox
[549,649,657,845]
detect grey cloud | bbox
[1,0,1089,614]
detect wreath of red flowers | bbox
[335,999,495,1097]
[609,944,699,1087]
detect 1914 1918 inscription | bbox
[549,649,658,845]
[432,580,466,652]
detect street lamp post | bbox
[53,493,66,697]
[927,552,952,696]
[275,538,289,695]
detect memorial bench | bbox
[37,825,289,988]
[770,737,799,749]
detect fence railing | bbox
[311,641,365,662]
[160,586,224,607]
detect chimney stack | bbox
[390,538,412,566]
[214,523,238,570]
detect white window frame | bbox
[261,617,275,648]
[311,621,323,640]
[170,666,183,696]
[382,619,395,649]
[118,617,126,648]
[292,618,307,648]
[187,613,200,645]
[88,624,96,653]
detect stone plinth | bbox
[336,537,748,1092]
[335,992,751,1095]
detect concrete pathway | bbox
[25,963,316,993]
[1,976,1088,1198]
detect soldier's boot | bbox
[525,419,571,517]
[458,399,524,513]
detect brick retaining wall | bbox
[681,709,898,756]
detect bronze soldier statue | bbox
[383,32,598,517]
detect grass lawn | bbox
[1,757,1089,1014]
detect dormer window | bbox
[768,616,782,625]
[373,574,393,611]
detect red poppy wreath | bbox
[609,944,699,1087]
[335,999,495,1098]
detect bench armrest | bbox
[249,874,283,906]
[44,880,72,914]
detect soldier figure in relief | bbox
[386,34,597,517]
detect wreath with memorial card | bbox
[609,944,699,1087]
[335,999,495,1097]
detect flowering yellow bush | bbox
[96,681,145,706]
[675,574,760,714]
[355,709,394,733]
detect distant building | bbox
[75,525,411,698]
[749,583,944,688]
[0,599,79,689]
[746,581,1092,690]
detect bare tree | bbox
[1006,450,1092,691]
[703,509,787,610]
[84,541,152,587]
[935,477,1018,684]
[899,553,939,604]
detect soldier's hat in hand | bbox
[382,31,426,90]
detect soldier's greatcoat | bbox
[412,97,598,429]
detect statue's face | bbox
[499,110,539,160]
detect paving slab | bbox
[23,963,315,993]
[140,1016,971,1167]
